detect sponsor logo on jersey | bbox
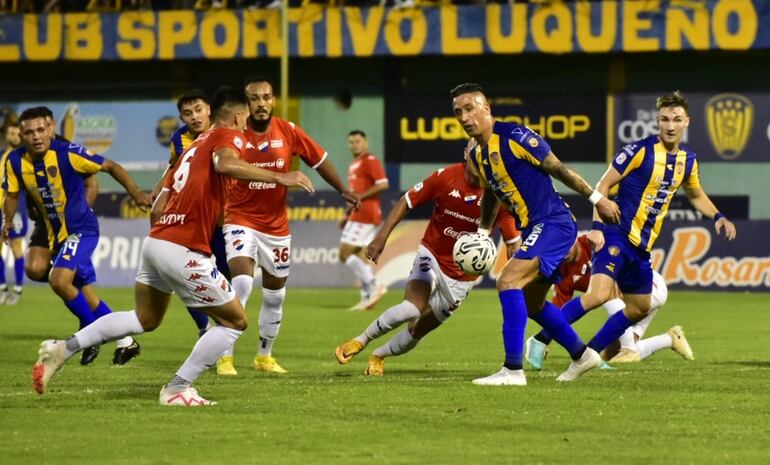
[158,213,186,225]
[270,139,284,148]
[248,181,277,190]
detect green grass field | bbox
[1,287,769,465]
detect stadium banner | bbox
[16,218,765,291]
[385,93,607,164]
[10,100,179,165]
[611,92,770,162]
[1,1,770,61]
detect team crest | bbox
[528,137,539,148]
[608,246,620,257]
[47,166,58,178]
[490,151,500,165]
[258,141,269,152]
[676,161,684,174]
[705,93,753,160]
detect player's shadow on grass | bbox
[723,361,770,368]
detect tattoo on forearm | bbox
[543,156,594,197]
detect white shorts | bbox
[135,237,235,308]
[632,271,668,338]
[340,220,378,248]
[223,224,291,278]
[408,245,480,322]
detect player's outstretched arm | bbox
[684,185,737,240]
[213,147,314,193]
[542,152,620,224]
[587,165,624,250]
[315,159,360,209]
[101,159,152,210]
[1,192,19,243]
[366,196,409,264]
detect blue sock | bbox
[0,255,6,287]
[531,302,586,360]
[14,257,24,286]
[588,311,635,352]
[499,289,528,370]
[65,291,96,329]
[187,307,209,332]
[533,298,587,345]
[93,300,112,319]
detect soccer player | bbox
[0,121,26,304]
[451,83,620,386]
[31,87,315,406]
[152,90,220,338]
[5,107,150,364]
[524,235,694,369]
[335,155,520,376]
[215,75,359,376]
[339,129,389,311]
[561,91,735,366]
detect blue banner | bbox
[1,1,769,61]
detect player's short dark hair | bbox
[348,129,366,138]
[450,83,487,99]
[18,107,51,125]
[657,91,689,116]
[176,89,209,112]
[210,86,249,120]
[244,75,274,90]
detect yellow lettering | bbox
[200,10,239,58]
[326,7,342,57]
[623,0,660,52]
[486,4,526,54]
[289,6,323,57]
[441,6,482,55]
[384,9,427,55]
[576,0,616,52]
[525,116,545,135]
[401,118,418,140]
[712,0,757,50]
[242,9,281,58]
[158,11,197,59]
[571,115,590,137]
[666,2,709,50]
[116,12,155,60]
[547,115,569,139]
[531,2,573,53]
[24,14,62,60]
[345,6,383,56]
[64,13,102,60]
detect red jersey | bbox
[552,235,593,307]
[347,153,387,224]
[224,117,327,236]
[150,127,247,254]
[405,163,520,281]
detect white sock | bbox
[356,300,420,345]
[232,274,254,309]
[257,287,285,356]
[603,298,626,315]
[636,333,673,360]
[176,326,243,383]
[372,329,419,358]
[74,310,144,351]
[115,336,134,348]
[345,255,375,288]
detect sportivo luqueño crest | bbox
[490,151,500,165]
[705,93,753,160]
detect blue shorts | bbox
[592,226,653,294]
[52,233,98,288]
[514,215,577,283]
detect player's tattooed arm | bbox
[541,152,594,197]
[479,187,500,233]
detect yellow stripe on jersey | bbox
[0,148,10,204]
[628,145,667,247]
[485,134,531,228]
[20,151,70,243]
[68,152,103,175]
[648,148,688,247]
[508,139,541,167]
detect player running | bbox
[451,83,620,386]
[31,87,314,406]
[335,156,520,376]
[215,75,359,376]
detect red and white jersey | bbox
[348,153,387,224]
[552,235,593,307]
[150,127,247,254]
[224,117,327,236]
[405,163,519,281]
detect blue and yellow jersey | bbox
[472,121,571,230]
[169,124,197,165]
[612,135,701,251]
[5,139,105,250]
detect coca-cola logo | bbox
[443,227,469,239]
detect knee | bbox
[25,261,49,282]
[497,273,524,292]
[583,288,613,309]
[224,314,248,331]
[137,312,162,332]
[625,303,651,322]
[338,249,351,263]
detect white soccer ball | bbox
[453,232,497,275]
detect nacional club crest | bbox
[704,93,753,160]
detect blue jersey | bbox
[5,139,105,250]
[169,124,197,166]
[611,135,701,252]
[471,121,572,230]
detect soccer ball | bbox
[453,232,497,275]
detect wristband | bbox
[477,228,490,236]
[591,221,605,232]
[588,190,603,206]
[714,212,726,222]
